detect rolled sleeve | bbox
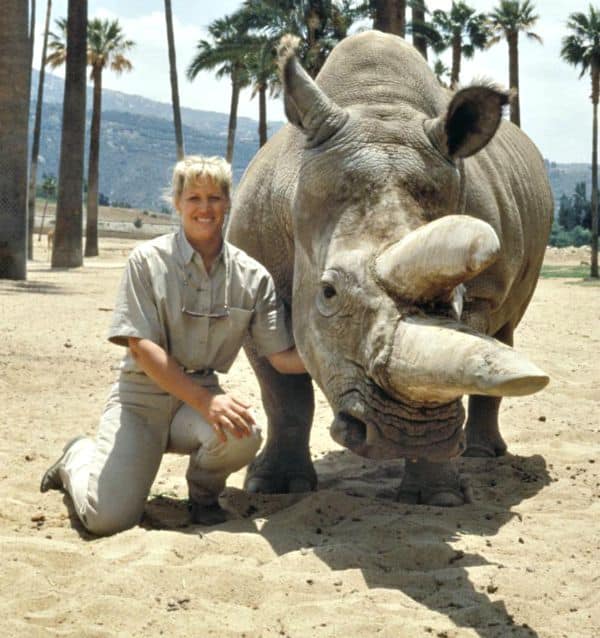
[108,251,162,348]
[250,274,295,358]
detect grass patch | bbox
[541,264,600,285]
[541,264,593,279]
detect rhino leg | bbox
[397,458,472,507]
[463,323,513,457]
[243,345,317,494]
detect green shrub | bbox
[549,222,591,247]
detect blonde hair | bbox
[170,155,232,209]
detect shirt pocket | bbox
[225,307,254,343]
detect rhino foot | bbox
[244,449,317,494]
[396,458,472,507]
[463,433,507,458]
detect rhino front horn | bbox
[383,317,549,404]
[375,215,500,302]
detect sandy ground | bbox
[1,238,599,638]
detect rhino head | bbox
[278,36,548,462]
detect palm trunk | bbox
[164,0,184,160]
[85,65,101,258]
[591,66,599,278]
[0,0,30,279]
[508,31,520,127]
[258,84,267,148]
[411,1,427,60]
[226,74,241,164]
[52,0,87,269]
[28,0,52,259]
[373,0,405,37]
[451,36,461,89]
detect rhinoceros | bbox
[227,31,552,505]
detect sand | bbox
[0,238,598,638]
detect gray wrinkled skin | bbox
[227,32,553,505]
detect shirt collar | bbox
[176,227,195,265]
[176,227,229,271]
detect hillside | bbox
[31,70,588,213]
[545,160,592,207]
[30,70,283,211]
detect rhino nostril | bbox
[331,412,367,449]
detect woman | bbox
[41,155,305,534]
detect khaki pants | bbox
[58,372,261,536]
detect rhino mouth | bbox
[330,386,466,461]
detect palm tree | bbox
[187,14,251,163]
[164,0,185,161]
[488,0,541,127]
[433,58,450,87]
[48,17,134,258]
[411,0,428,59]
[51,0,87,268]
[429,1,489,89]
[561,7,600,279]
[28,0,53,260]
[85,19,134,257]
[244,0,363,77]
[246,36,280,147]
[0,0,30,279]
[371,0,406,36]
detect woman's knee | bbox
[79,495,146,536]
[202,426,262,474]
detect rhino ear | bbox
[425,85,511,159]
[277,34,348,146]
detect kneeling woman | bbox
[41,156,305,535]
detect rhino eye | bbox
[317,270,344,317]
[322,283,337,299]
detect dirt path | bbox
[1,239,598,638]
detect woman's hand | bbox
[128,338,256,443]
[202,393,255,443]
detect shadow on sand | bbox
[0,280,73,296]
[141,451,549,638]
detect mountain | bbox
[31,70,589,213]
[545,160,592,210]
[30,70,283,210]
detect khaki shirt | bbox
[108,230,294,374]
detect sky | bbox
[33,1,593,163]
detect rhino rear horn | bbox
[277,34,348,146]
[425,84,510,159]
[375,215,501,302]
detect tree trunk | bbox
[508,31,520,127]
[164,0,185,160]
[591,66,599,278]
[85,65,102,258]
[411,1,427,60]
[0,0,30,279]
[373,0,405,37]
[28,0,35,87]
[258,84,267,148]
[52,0,87,269]
[450,36,461,89]
[28,0,52,259]
[226,74,241,164]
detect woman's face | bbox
[176,176,229,249]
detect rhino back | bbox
[315,31,447,116]
[462,120,553,333]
